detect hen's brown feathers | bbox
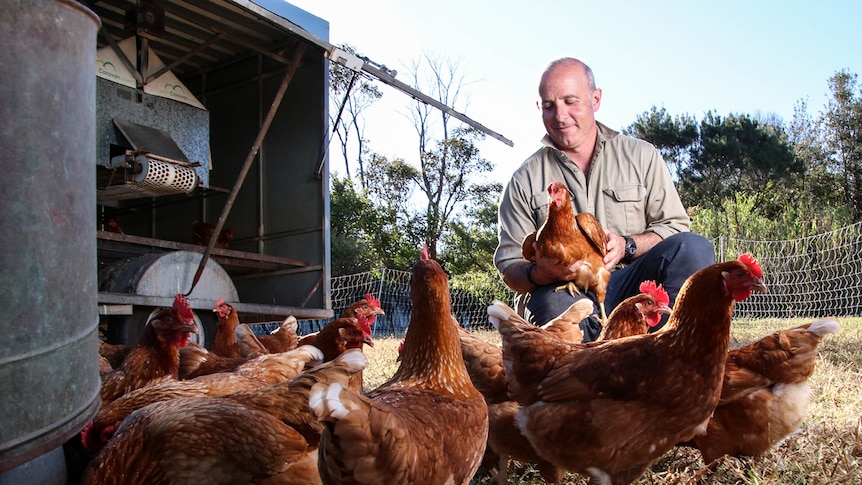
[687,318,839,462]
[82,350,367,485]
[522,182,611,323]
[490,256,767,484]
[212,298,242,358]
[311,252,488,485]
[99,295,198,404]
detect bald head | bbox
[541,58,596,92]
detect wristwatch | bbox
[622,236,637,263]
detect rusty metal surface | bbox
[0,0,101,472]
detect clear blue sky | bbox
[283,0,862,183]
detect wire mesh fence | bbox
[260,222,862,338]
[722,221,862,319]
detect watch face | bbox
[625,237,636,256]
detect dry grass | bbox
[362,317,862,484]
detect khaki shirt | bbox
[494,122,690,273]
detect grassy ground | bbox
[362,317,862,484]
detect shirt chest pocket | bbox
[602,185,646,234]
[530,192,550,224]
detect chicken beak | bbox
[752,279,768,294]
[374,308,386,315]
[657,304,673,315]
[363,335,375,347]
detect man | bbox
[494,57,715,341]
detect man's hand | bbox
[532,242,584,285]
[605,231,626,269]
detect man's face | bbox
[539,62,601,153]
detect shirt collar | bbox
[539,120,620,152]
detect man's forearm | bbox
[501,260,537,294]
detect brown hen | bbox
[212,298,242,358]
[597,280,671,341]
[684,317,840,463]
[99,294,197,404]
[522,181,611,324]
[82,345,324,453]
[310,248,488,484]
[296,294,384,348]
[467,286,666,485]
[81,349,367,485]
[489,254,767,485]
[191,221,233,249]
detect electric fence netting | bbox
[281,222,862,337]
[721,221,862,320]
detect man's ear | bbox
[591,88,603,112]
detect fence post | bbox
[377,268,394,336]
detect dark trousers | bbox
[524,232,715,342]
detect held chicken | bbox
[310,248,489,484]
[522,181,610,324]
[99,294,198,404]
[684,318,840,463]
[81,350,367,485]
[489,254,767,485]
[82,345,324,453]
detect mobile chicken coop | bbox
[91,0,338,347]
[90,0,511,346]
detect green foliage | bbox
[329,175,418,274]
[624,106,698,179]
[822,70,862,220]
[680,111,802,214]
[416,126,493,259]
[440,182,501,274]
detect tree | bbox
[403,53,495,259]
[330,167,421,274]
[821,70,862,221]
[441,182,502,275]
[328,176,382,275]
[329,44,382,187]
[624,106,698,180]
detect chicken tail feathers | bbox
[808,318,840,337]
[488,301,575,404]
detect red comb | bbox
[215,298,225,307]
[364,293,381,308]
[173,294,195,323]
[638,280,669,306]
[421,245,429,260]
[738,254,763,278]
